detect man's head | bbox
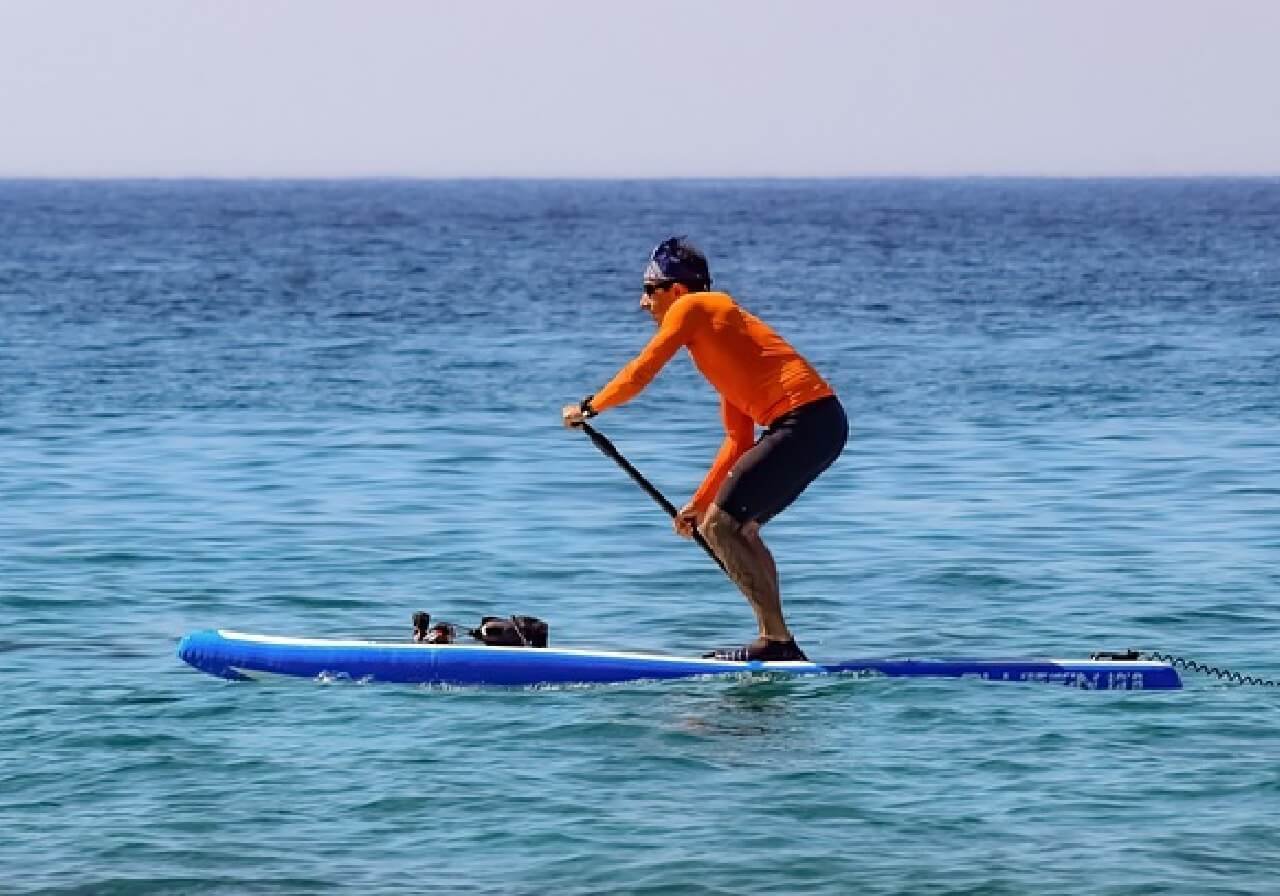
[640,236,712,323]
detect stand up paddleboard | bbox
[177,629,1182,690]
[177,424,1185,691]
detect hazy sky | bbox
[2,0,1278,177]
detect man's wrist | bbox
[579,395,598,418]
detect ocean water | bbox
[2,179,1278,895]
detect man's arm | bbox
[688,397,755,512]
[589,301,699,414]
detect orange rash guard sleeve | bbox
[689,397,755,511]
[590,301,700,413]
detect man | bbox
[562,237,847,661]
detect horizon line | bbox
[3,172,1279,182]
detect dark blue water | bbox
[2,180,1278,895]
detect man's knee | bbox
[699,504,743,547]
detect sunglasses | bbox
[642,280,676,296]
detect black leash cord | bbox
[1143,651,1280,687]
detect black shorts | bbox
[715,395,848,525]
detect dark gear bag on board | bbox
[469,615,549,648]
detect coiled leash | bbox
[1092,649,1280,687]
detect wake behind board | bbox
[177,630,1181,690]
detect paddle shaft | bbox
[579,422,727,574]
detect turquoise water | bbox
[2,180,1279,894]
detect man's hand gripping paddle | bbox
[577,422,727,574]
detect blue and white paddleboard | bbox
[177,629,1181,690]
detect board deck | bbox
[177,629,1182,690]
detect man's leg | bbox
[700,504,791,642]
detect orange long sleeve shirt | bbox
[591,291,834,511]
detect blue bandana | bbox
[644,236,712,289]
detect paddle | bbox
[578,421,727,574]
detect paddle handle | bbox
[579,422,727,574]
